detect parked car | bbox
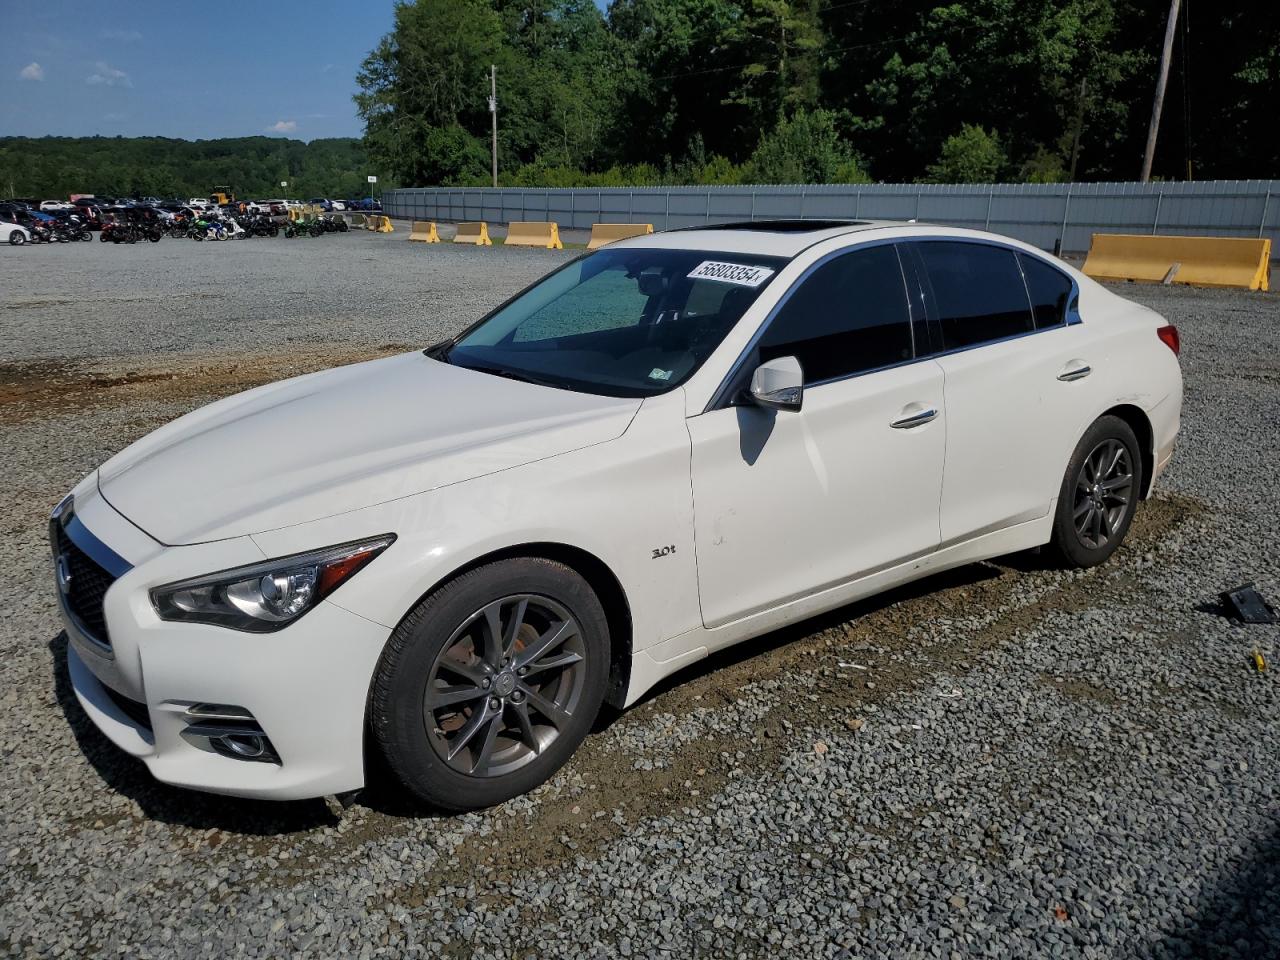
[40,200,74,212]
[53,220,1182,811]
[0,207,52,242]
[1,221,31,245]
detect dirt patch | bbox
[0,344,414,424]
[1039,674,1122,706]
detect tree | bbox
[927,124,1007,183]
[746,110,868,184]
[724,0,825,128]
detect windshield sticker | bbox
[687,261,775,287]
[648,368,674,381]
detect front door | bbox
[688,243,946,628]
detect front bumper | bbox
[54,476,392,801]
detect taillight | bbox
[1157,324,1180,357]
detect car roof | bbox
[609,219,1073,262]
[616,219,902,257]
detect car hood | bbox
[97,352,641,545]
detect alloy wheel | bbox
[423,594,586,778]
[1073,438,1133,550]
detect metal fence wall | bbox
[382,180,1280,257]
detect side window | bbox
[1019,253,1074,329]
[917,241,1035,350]
[757,244,914,384]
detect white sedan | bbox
[3,222,32,245]
[54,221,1181,810]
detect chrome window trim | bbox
[703,237,917,413]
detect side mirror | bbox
[748,356,804,412]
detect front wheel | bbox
[9,232,25,246]
[370,558,610,811]
[1047,415,1141,568]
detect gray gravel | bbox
[1,234,1277,958]
[0,227,574,362]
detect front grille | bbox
[104,685,152,731]
[54,521,116,647]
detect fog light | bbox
[181,704,280,764]
[217,733,267,759]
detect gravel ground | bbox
[1,233,1277,958]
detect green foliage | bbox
[1019,146,1070,183]
[746,110,868,185]
[0,136,370,200]
[926,125,1007,184]
[6,1,1273,193]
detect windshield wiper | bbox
[457,362,561,390]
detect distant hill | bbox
[0,136,376,200]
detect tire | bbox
[1046,415,1142,568]
[9,232,25,246]
[99,231,109,242]
[371,557,610,811]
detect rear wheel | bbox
[1047,415,1141,568]
[371,558,610,811]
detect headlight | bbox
[151,535,395,633]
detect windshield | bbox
[444,248,786,397]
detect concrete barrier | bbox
[504,221,563,249]
[454,222,492,246]
[1083,234,1271,291]
[349,213,367,228]
[409,220,440,243]
[368,215,393,233]
[587,222,655,249]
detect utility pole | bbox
[1068,76,1088,182]
[488,64,498,189]
[1140,0,1181,183]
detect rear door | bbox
[906,240,1089,544]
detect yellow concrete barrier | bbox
[1083,233,1271,292]
[587,222,654,249]
[409,220,440,243]
[370,215,393,233]
[504,221,563,249]
[454,221,492,246]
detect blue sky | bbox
[1,0,401,140]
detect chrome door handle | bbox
[1057,361,1092,382]
[890,407,938,429]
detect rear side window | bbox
[758,244,914,384]
[917,241,1034,350]
[1019,253,1074,328]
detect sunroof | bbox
[688,219,868,233]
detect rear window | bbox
[1019,253,1074,328]
[917,241,1035,350]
